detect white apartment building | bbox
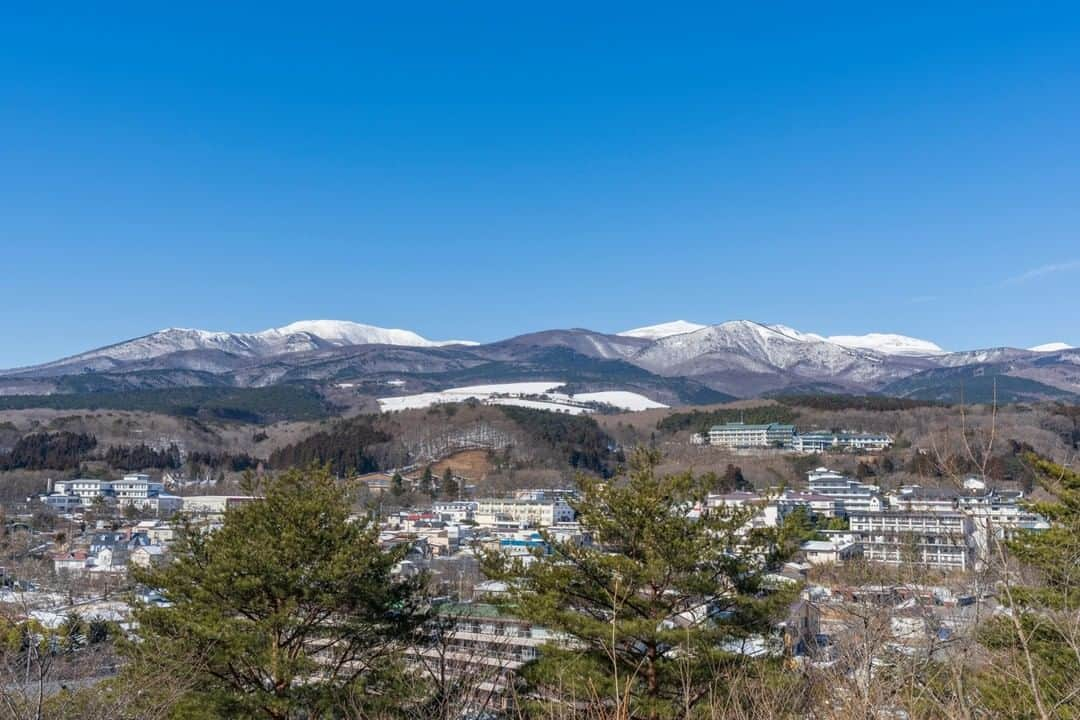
[50,478,114,505]
[45,474,182,512]
[792,432,893,453]
[474,498,575,527]
[849,510,974,571]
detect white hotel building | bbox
[704,422,797,449]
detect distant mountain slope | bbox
[484,329,650,361]
[3,320,474,378]
[630,321,934,395]
[880,363,1079,404]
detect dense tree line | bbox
[268,418,392,475]
[0,431,97,471]
[103,443,183,470]
[498,405,619,476]
[774,394,944,412]
[188,450,260,472]
[1049,402,1080,449]
[0,384,331,423]
[656,406,800,434]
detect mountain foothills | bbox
[0,319,1077,406]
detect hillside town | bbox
[1,451,1055,714]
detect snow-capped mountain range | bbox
[621,320,947,357]
[1,318,1076,404]
[16,320,475,374]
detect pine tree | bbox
[420,465,435,498]
[483,448,801,720]
[442,467,459,500]
[129,465,426,718]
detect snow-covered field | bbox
[571,391,668,411]
[377,381,666,414]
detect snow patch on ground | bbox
[572,391,668,411]
[377,382,667,414]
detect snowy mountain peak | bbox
[1029,342,1073,352]
[618,320,707,340]
[261,320,438,347]
[23,320,477,370]
[766,324,827,343]
[826,333,946,357]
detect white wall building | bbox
[801,539,862,565]
[806,468,883,515]
[793,432,892,453]
[849,510,974,571]
[432,500,478,523]
[45,474,181,512]
[474,498,575,527]
[706,422,796,449]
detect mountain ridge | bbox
[1,319,1076,404]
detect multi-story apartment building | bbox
[806,468,883,515]
[50,478,115,505]
[849,510,974,571]
[408,602,560,705]
[474,497,575,527]
[513,488,577,503]
[706,422,796,449]
[45,474,182,512]
[792,432,893,453]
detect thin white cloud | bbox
[1004,259,1080,285]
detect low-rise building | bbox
[180,495,258,516]
[801,539,862,566]
[130,544,167,568]
[432,500,477,523]
[776,491,842,519]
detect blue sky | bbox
[2,3,1078,367]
